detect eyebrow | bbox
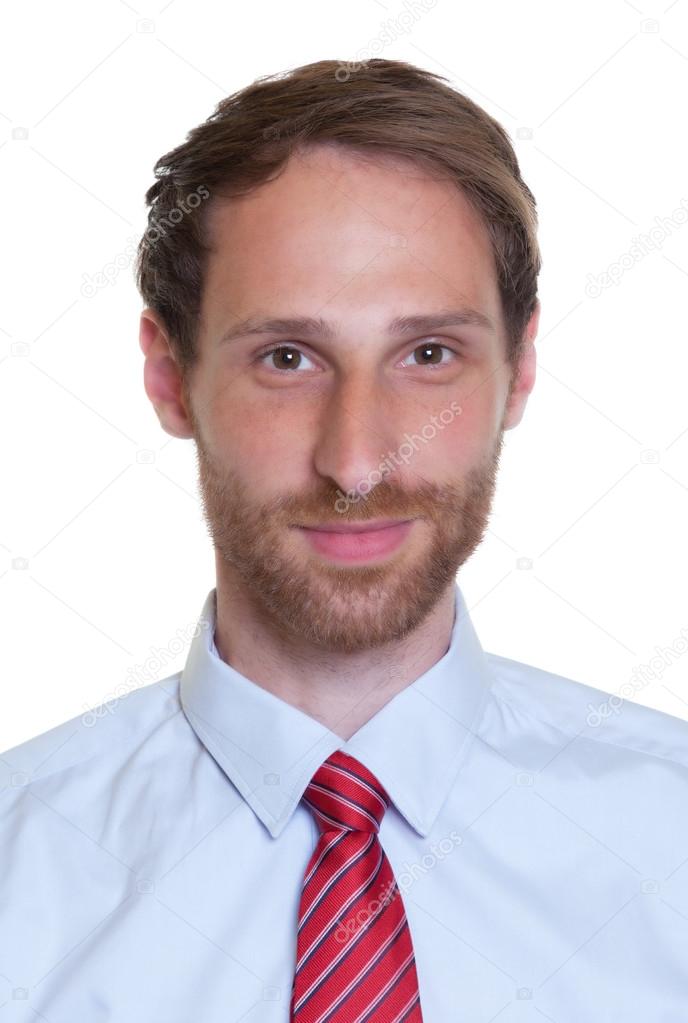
[217,307,496,346]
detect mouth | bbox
[292,518,416,562]
[296,518,413,534]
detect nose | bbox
[312,373,399,502]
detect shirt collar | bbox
[179,580,494,839]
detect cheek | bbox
[204,388,314,481]
[455,370,505,430]
[197,362,501,483]
[419,392,497,475]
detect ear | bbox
[502,300,540,431]
[139,308,195,439]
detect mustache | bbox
[273,479,463,524]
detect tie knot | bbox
[302,750,390,835]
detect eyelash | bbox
[253,341,461,373]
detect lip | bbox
[294,518,416,562]
[298,518,412,534]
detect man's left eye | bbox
[400,343,459,369]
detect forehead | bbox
[201,144,502,333]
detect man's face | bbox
[169,144,536,653]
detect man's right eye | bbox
[254,345,317,372]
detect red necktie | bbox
[290,749,424,1022]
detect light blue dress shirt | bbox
[2,580,688,1021]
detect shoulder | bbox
[0,671,210,975]
[0,672,185,794]
[484,650,688,774]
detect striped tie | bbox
[290,749,424,1022]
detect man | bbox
[2,58,687,1022]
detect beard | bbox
[191,412,505,656]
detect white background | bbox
[1,0,687,749]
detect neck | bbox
[212,568,457,741]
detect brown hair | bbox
[135,58,541,379]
